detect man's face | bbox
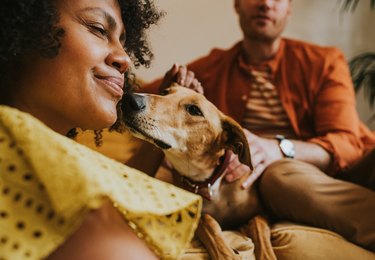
[235,0,291,42]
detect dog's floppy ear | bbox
[221,117,253,170]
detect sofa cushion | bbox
[181,231,255,260]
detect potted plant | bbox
[342,0,375,122]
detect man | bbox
[145,0,375,251]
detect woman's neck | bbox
[9,96,72,135]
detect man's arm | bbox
[307,48,364,172]
[227,48,361,188]
[226,130,332,189]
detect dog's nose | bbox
[122,92,146,112]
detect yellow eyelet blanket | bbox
[0,105,202,260]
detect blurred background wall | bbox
[135,0,375,129]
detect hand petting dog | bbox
[159,63,204,94]
[225,129,284,189]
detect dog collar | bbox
[176,150,231,201]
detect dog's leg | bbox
[240,215,276,260]
[196,214,240,260]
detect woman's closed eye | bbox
[88,23,109,38]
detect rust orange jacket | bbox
[144,38,375,174]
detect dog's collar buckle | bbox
[183,178,213,200]
[207,183,213,198]
[178,150,230,201]
[194,184,199,194]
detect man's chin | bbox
[247,31,279,42]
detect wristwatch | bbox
[275,135,295,159]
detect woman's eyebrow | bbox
[80,7,120,31]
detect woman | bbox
[0,0,201,259]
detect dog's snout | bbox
[122,92,146,112]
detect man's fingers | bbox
[161,64,204,94]
[192,79,204,94]
[225,163,250,182]
[159,63,180,91]
[184,70,195,86]
[177,65,187,85]
[164,63,179,78]
[241,163,265,189]
[250,150,264,167]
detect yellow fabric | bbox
[0,105,202,260]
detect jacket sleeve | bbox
[307,48,364,174]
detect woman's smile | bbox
[94,74,124,98]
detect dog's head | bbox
[122,84,252,180]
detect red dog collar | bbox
[176,150,231,200]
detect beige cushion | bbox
[271,222,375,260]
[181,231,255,260]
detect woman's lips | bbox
[94,75,124,98]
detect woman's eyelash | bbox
[89,24,108,37]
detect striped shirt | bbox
[242,66,296,139]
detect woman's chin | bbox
[99,103,119,125]
[100,115,118,129]
[86,109,118,130]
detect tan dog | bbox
[122,84,274,260]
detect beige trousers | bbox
[258,151,375,252]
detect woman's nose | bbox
[106,45,131,74]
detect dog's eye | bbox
[186,104,204,117]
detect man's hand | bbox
[225,129,283,189]
[159,63,204,94]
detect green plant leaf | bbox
[350,53,375,108]
[342,0,375,11]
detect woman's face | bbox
[11,0,130,134]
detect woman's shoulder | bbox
[0,105,201,259]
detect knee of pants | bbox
[258,159,320,206]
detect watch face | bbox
[280,139,295,158]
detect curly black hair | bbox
[0,0,164,144]
[0,0,163,73]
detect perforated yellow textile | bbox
[0,105,202,260]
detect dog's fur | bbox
[122,84,274,259]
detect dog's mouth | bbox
[124,120,172,150]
